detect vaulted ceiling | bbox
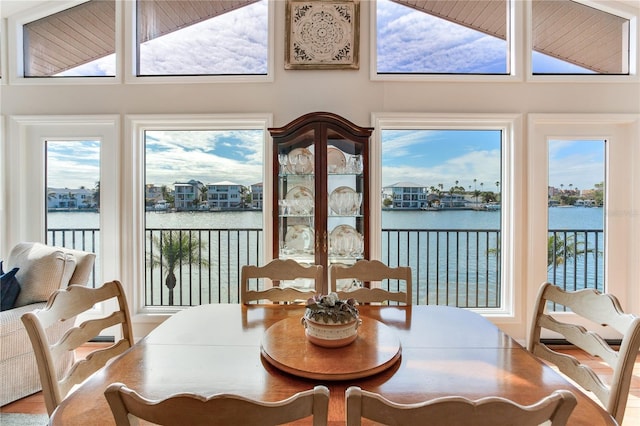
[19,0,630,76]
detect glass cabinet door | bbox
[270,112,373,293]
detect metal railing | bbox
[47,227,604,309]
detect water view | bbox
[48,207,604,307]
[47,206,604,230]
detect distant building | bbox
[47,187,95,209]
[174,180,204,210]
[439,193,466,208]
[250,183,263,209]
[383,182,427,209]
[206,181,245,209]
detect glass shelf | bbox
[270,112,373,294]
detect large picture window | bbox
[373,114,519,314]
[138,118,270,308]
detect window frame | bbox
[527,113,640,338]
[370,0,523,82]
[7,0,122,85]
[371,113,523,323]
[526,0,639,83]
[125,113,273,322]
[370,0,639,83]
[6,114,120,327]
[124,0,274,85]
[5,0,274,85]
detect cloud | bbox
[383,149,501,190]
[548,140,605,190]
[145,130,263,187]
[139,1,268,75]
[46,141,100,188]
[376,0,507,73]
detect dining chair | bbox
[105,383,330,426]
[241,259,323,304]
[345,386,577,426]
[21,280,133,416]
[329,260,412,304]
[528,282,640,425]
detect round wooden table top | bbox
[260,315,402,380]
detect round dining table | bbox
[50,304,616,425]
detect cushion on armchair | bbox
[8,243,77,308]
[1,262,21,311]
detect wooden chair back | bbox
[21,280,133,416]
[105,383,330,426]
[329,260,412,304]
[528,281,640,424]
[345,386,577,426]
[241,259,323,304]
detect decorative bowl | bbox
[301,293,360,348]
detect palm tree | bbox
[148,231,209,305]
[93,181,100,208]
[547,234,597,270]
[488,234,598,270]
[199,186,208,205]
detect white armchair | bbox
[0,242,95,406]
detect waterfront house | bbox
[206,181,245,210]
[250,182,264,210]
[46,187,95,210]
[1,0,638,346]
[382,182,428,209]
[174,180,204,211]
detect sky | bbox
[548,139,605,190]
[47,0,600,191]
[380,130,502,190]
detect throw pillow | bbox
[9,243,76,308]
[1,261,21,311]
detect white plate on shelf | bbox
[330,225,363,257]
[285,225,314,253]
[329,186,361,215]
[285,186,314,215]
[327,146,346,173]
[287,147,314,174]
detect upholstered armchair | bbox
[0,242,95,406]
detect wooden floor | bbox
[1,345,639,425]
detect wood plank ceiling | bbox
[23,0,627,76]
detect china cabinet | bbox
[269,112,373,294]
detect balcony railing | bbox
[47,227,604,309]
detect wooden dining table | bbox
[50,304,616,425]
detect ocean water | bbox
[47,206,604,230]
[47,207,604,306]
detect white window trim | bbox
[370,113,523,324]
[6,0,274,85]
[526,0,640,83]
[527,113,640,340]
[370,0,524,82]
[7,0,122,85]
[123,0,274,85]
[125,114,273,333]
[370,0,639,83]
[5,114,120,329]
